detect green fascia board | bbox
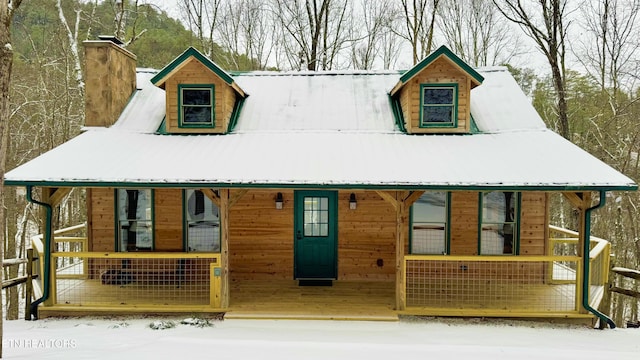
[388,94,408,133]
[227,97,246,133]
[5,179,637,192]
[150,47,235,86]
[399,45,485,85]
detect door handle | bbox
[296,231,302,240]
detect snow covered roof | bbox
[4,67,636,191]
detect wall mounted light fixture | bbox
[275,192,283,210]
[349,193,357,210]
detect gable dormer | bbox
[390,46,483,134]
[151,47,246,134]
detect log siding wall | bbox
[87,189,548,280]
[164,58,236,134]
[399,57,471,134]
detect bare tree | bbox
[438,0,522,67]
[178,0,221,57]
[216,0,273,70]
[572,0,640,324]
[348,0,393,70]
[395,0,441,65]
[575,0,640,107]
[493,0,571,140]
[113,0,148,46]
[1,0,24,355]
[56,0,85,95]
[273,0,350,71]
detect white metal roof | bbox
[4,67,636,190]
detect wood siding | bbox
[399,56,471,134]
[88,188,115,252]
[87,189,548,280]
[228,190,295,282]
[154,189,183,251]
[164,58,236,134]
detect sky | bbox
[4,316,639,359]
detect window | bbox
[303,196,329,237]
[479,191,519,255]
[184,189,220,252]
[116,189,153,251]
[411,192,448,254]
[420,84,457,128]
[179,84,214,127]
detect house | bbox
[5,38,636,325]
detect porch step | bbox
[224,310,399,322]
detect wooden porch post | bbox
[376,190,423,311]
[396,197,407,311]
[219,189,230,308]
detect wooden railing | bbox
[402,225,611,318]
[549,225,611,308]
[28,223,223,312]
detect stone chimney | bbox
[83,36,137,127]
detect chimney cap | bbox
[97,35,124,45]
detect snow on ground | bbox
[3,316,639,359]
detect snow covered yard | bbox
[3,316,639,359]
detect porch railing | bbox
[403,225,611,317]
[403,255,581,316]
[549,225,611,308]
[30,224,222,311]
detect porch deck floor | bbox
[226,280,398,321]
[40,278,601,322]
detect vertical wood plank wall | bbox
[87,189,548,278]
[164,58,236,134]
[88,188,115,252]
[399,56,470,134]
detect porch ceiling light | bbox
[275,192,284,210]
[349,193,357,210]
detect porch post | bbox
[220,189,230,308]
[395,196,407,311]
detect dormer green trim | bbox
[390,45,484,96]
[150,47,245,97]
[401,45,484,85]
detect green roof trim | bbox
[227,97,246,133]
[399,45,485,85]
[150,47,235,86]
[388,95,408,133]
[469,114,481,134]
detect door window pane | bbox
[303,196,329,237]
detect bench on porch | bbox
[100,258,189,286]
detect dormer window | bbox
[179,84,215,128]
[420,84,457,128]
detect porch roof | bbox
[4,67,636,191]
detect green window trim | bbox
[178,84,215,128]
[409,192,451,255]
[419,83,458,128]
[182,189,221,253]
[114,189,155,252]
[477,192,521,255]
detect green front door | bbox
[294,190,338,279]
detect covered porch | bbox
[29,222,609,323]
